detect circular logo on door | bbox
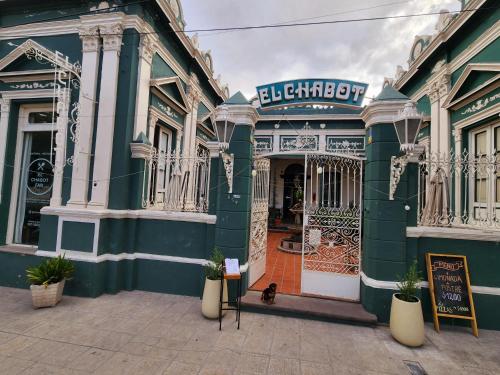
[27,158,54,196]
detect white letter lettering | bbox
[324,82,335,98]
[284,83,294,100]
[310,81,323,98]
[258,88,271,105]
[336,83,350,100]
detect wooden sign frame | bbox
[426,253,478,337]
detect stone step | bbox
[241,291,378,326]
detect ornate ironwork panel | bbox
[249,158,270,270]
[303,154,363,276]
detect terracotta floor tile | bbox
[249,231,302,296]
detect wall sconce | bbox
[389,102,423,200]
[211,105,236,193]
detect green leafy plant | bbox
[204,248,225,281]
[396,260,422,303]
[26,254,75,287]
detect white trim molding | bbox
[41,206,217,224]
[361,271,500,296]
[407,226,500,242]
[361,99,409,128]
[36,249,250,274]
[56,216,100,257]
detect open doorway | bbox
[249,158,305,296]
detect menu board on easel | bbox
[425,253,478,337]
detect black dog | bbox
[261,283,277,304]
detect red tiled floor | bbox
[249,231,302,296]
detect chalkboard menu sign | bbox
[426,253,478,337]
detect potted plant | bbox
[26,254,75,308]
[390,261,425,347]
[201,248,228,319]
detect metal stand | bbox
[218,267,242,331]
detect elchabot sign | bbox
[256,78,368,109]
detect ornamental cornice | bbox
[100,23,123,53]
[130,142,154,159]
[394,0,487,90]
[216,104,259,126]
[361,99,409,128]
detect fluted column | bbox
[89,23,123,208]
[0,98,11,203]
[67,26,101,207]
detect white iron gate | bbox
[302,153,363,300]
[248,158,270,286]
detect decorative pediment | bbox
[150,76,189,113]
[443,63,500,108]
[0,39,79,76]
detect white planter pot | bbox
[30,279,66,308]
[201,278,228,319]
[390,293,425,347]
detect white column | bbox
[438,76,451,155]
[51,88,70,207]
[133,34,155,140]
[428,86,440,155]
[88,23,123,208]
[147,112,158,144]
[67,26,101,208]
[273,133,279,153]
[0,98,11,204]
[454,127,462,223]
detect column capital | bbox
[148,112,159,127]
[139,34,156,64]
[100,23,123,52]
[0,97,11,112]
[79,25,101,53]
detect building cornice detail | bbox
[361,100,409,128]
[394,0,488,89]
[130,142,154,159]
[218,104,259,126]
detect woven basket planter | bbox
[30,280,66,308]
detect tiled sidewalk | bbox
[250,231,302,295]
[0,286,499,374]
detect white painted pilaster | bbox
[133,34,156,140]
[88,23,123,209]
[51,88,71,207]
[454,127,462,223]
[0,98,10,203]
[426,61,450,156]
[67,26,101,208]
[147,112,159,144]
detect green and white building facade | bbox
[0,0,499,329]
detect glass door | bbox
[14,111,56,245]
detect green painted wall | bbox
[213,124,253,267]
[37,214,58,251]
[108,30,140,210]
[61,221,94,253]
[362,123,410,282]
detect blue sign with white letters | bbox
[256,78,368,109]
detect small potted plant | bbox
[390,260,425,347]
[26,254,75,308]
[201,248,228,319]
